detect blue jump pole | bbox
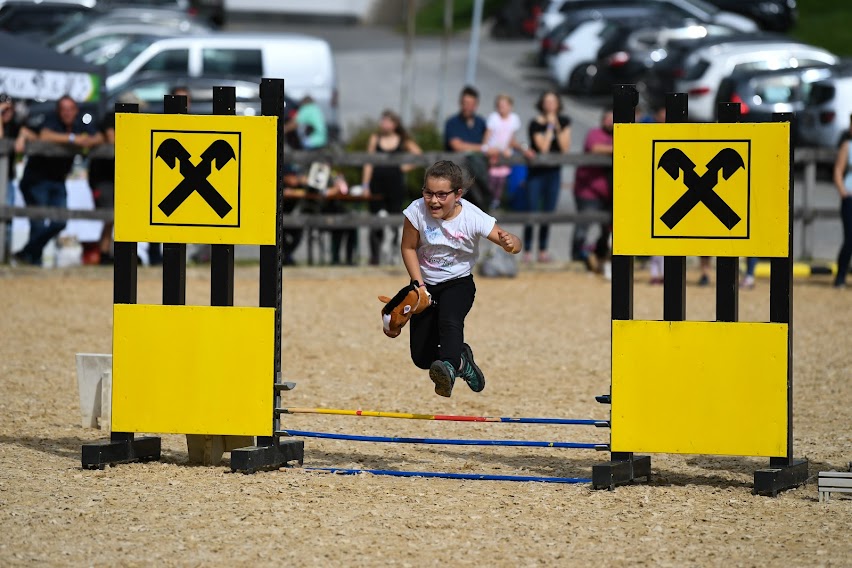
[306,467,592,484]
[278,430,609,450]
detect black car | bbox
[591,22,738,97]
[704,0,796,32]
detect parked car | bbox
[704,0,796,32]
[799,74,852,149]
[491,0,546,38]
[53,20,210,61]
[106,73,300,118]
[536,0,757,39]
[547,20,608,90]
[591,21,737,96]
[0,0,96,42]
[715,65,837,144]
[103,33,341,139]
[674,40,838,122]
[642,32,789,107]
[537,2,695,67]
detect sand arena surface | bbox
[0,264,849,566]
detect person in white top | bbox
[401,160,522,397]
[483,94,527,210]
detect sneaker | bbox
[429,360,456,397]
[99,252,115,265]
[740,275,755,289]
[458,343,485,393]
[698,274,710,286]
[11,250,33,266]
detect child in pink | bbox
[484,94,523,210]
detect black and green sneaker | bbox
[459,343,485,392]
[429,359,456,397]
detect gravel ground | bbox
[0,263,849,566]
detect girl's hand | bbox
[497,229,517,253]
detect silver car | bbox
[799,74,852,148]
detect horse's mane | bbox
[381,282,416,315]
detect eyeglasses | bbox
[422,189,457,201]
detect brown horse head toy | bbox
[379,280,434,338]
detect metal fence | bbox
[0,139,840,263]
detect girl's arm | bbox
[361,134,377,191]
[401,218,426,284]
[833,140,849,198]
[486,224,521,254]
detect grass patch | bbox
[791,0,852,56]
[414,0,504,35]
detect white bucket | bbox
[75,353,112,429]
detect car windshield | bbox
[674,0,718,15]
[45,11,93,47]
[105,38,156,75]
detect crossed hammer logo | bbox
[156,138,235,218]
[657,148,745,230]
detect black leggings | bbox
[409,275,476,371]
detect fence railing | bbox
[0,140,841,263]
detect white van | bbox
[104,33,339,135]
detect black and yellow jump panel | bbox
[82,80,304,472]
[593,88,807,497]
[111,113,277,437]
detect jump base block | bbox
[81,436,161,470]
[592,455,651,490]
[230,439,304,473]
[753,458,808,497]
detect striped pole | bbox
[278,407,607,427]
[278,429,609,450]
[306,467,591,484]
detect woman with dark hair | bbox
[525,90,571,263]
[362,110,422,265]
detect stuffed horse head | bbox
[379,281,433,338]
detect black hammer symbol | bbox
[657,148,744,230]
[156,138,235,218]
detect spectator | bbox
[281,164,306,266]
[86,111,115,264]
[1,94,36,248]
[831,124,852,288]
[361,110,422,265]
[13,95,102,266]
[571,108,610,272]
[740,257,758,289]
[484,93,527,210]
[291,95,327,150]
[526,89,571,264]
[444,85,490,209]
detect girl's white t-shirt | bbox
[485,111,521,151]
[403,198,496,285]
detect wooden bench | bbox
[818,471,852,502]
